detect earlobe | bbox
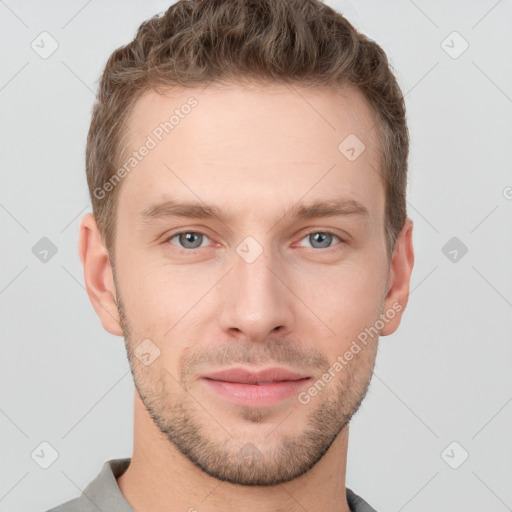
[78,213,123,336]
[380,218,415,336]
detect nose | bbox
[218,240,296,343]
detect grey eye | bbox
[297,231,341,249]
[169,232,209,249]
[309,232,334,249]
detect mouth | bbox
[200,367,312,406]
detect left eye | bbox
[297,231,342,249]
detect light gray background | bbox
[1,1,511,511]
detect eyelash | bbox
[164,229,345,251]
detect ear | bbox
[78,213,123,336]
[380,218,414,336]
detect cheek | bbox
[300,262,387,348]
[117,256,180,319]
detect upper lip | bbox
[202,367,310,384]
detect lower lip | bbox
[201,378,311,406]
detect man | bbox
[47,0,414,510]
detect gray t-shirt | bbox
[45,458,378,512]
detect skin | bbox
[79,82,414,512]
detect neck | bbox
[117,392,352,512]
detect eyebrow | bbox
[139,197,370,224]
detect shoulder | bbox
[346,487,379,512]
[43,494,94,512]
[42,458,132,512]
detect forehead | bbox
[125,82,380,156]
[117,82,384,227]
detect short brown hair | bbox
[86,0,409,261]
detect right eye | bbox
[165,231,213,250]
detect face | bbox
[92,82,410,486]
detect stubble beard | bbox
[116,292,376,486]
